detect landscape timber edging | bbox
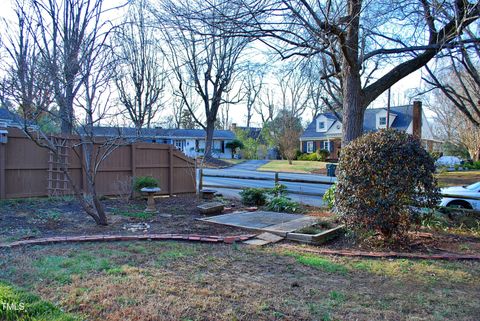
[281,244,480,261]
[0,233,257,248]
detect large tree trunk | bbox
[341,0,363,145]
[342,71,364,144]
[204,120,215,160]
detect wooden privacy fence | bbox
[0,128,196,199]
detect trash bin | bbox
[326,163,337,177]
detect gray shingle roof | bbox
[301,105,414,139]
[0,107,23,126]
[85,126,235,140]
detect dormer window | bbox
[379,117,387,126]
[319,122,325,130]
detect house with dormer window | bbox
[300,103,440,160]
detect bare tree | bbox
[428,93,458,142]
[199,0,480,144]
[423,21,480,128]
[2,0,53,121]
[217,103,231,130]
[303,55,343,121]
[170,96,186,129]
[265,109,303,164]
[276,64,311,118]
[113,0,166,133]
[23,0,118,134]
[430,89,480,160]
[180,108,197,129]
[242,63,265,127]
[256,86,276,125]
[153,0,250,159]
[4,0,126,226]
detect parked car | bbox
[439,182,480,210]
[435,156,463,167]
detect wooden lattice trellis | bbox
[47,138,71,196]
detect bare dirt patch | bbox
[0,195,249,243]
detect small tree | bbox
[225,139,244,158]
[336,129,440,241]
[265,110,303,165]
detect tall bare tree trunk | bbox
[342,71,364,144]
[204,121,215,159]
[341,0,363,145]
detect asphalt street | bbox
[199,160,336,207]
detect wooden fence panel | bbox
[0,128,196,199]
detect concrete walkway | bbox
[230,160,269,171]
[199,211,319,236]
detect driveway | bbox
[230,160,269,171]
[199,160,335,207]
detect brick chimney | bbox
[230,123,237,131]
[412,101,422,139]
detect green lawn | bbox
[0,281,79,320]
[0,241,479,320]
[258,160,329,174]
[436,170,480,187]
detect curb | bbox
[281,245,480,261]
[0,234,257,248]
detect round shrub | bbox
[239,188,267,206]
[316,149,330,161]
[335,129,440,240]
[298,153,318,161]
[133,176,159,192]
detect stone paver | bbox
[197,202,225,215]
[264,216,320,237]
[256,232,284,243]
[243,239,272,246]
[199,211,312,230]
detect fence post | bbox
[131,144,136,178]
[130,144,136,199]
[80,145,87,194]
[168,145,173,196]
[199,168,203,192]
[0,143,6,199]
[274,172,279,186]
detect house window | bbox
[318,122,325,130]
[321,141,330,151]
[379,117,387,126]
[307,141,314,153]
[175,140,185,150]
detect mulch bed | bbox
[2,195,479,260]
[314,228,480,255]
[0,195,250,242]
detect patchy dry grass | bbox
[0,241,479,320]
[436,170,480,187]
[258,160,328,174]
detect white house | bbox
[88,126,236,159]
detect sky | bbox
[0,0,434,128]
